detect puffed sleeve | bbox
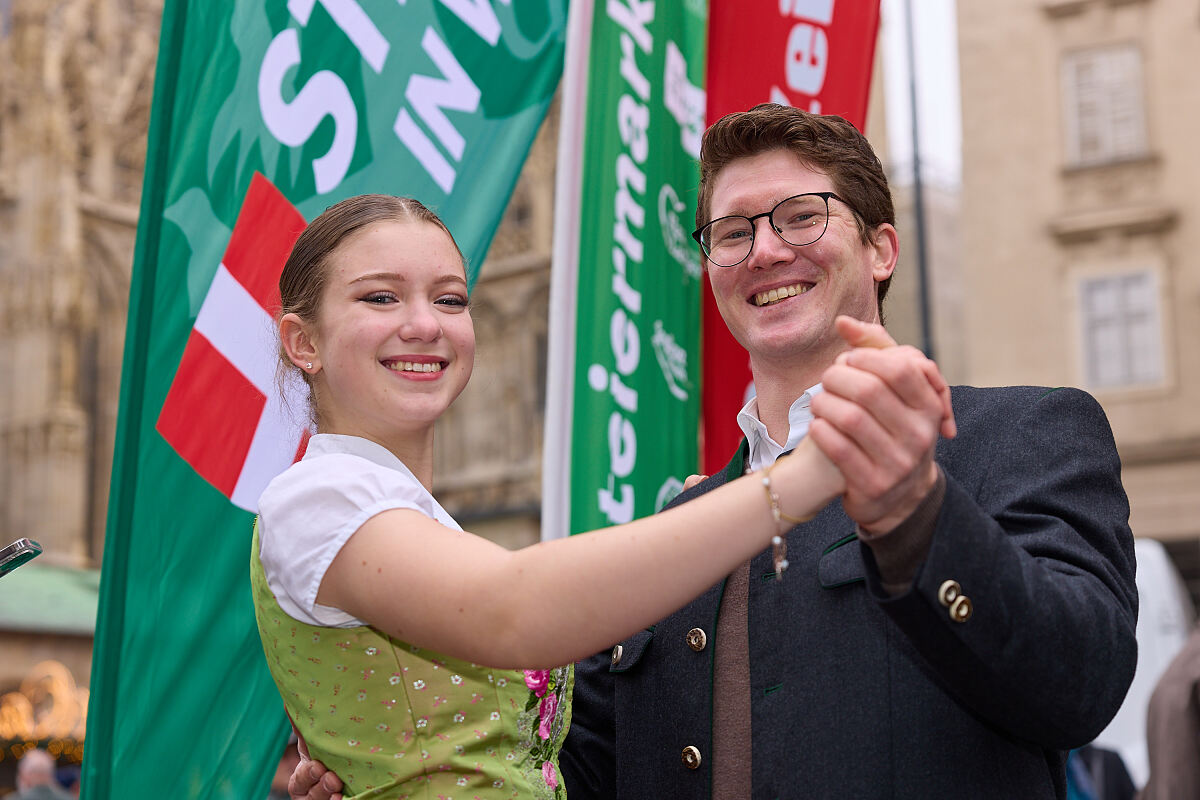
[258,453,437,627]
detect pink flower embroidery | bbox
[523,669,550,697]
[538,692,558,740]
[542,760,558,789]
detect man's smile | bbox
[751,281,812,307]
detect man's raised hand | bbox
[808,316,956,534]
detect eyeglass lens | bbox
[702,194,831,267]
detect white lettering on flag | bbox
[258,29,358,194]
[395,110,457,193]
[288,0,391,73]
[406,27,482,161]
[662,40,704,159]
[437,0,502,45]
[607,0,654,54]
[395,27,483,194]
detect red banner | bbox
[701,0,881,472]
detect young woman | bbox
[251,194,848,800]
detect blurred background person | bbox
[10,750,70,800]
[1138,623,1200,799]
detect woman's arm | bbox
[316,436,843,668]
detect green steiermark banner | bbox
[84,2,565,798]
[545,0,707,537]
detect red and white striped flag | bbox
[156,174,310,511]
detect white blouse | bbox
[257,433,461,628]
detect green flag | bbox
[84,2,565,797]
[544,0,707,536]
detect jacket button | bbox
[681,745,702,770]
[937,579,961,607]
[950,595,973,623]
[686,627,707,652]
[611,644,623,667]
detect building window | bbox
[1061,44,1148,166]
[1079,270,1164,389]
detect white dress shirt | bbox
[735,384,824,473]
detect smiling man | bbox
[558,104,1138,799]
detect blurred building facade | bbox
[957,0,1200,597]
[868,2,966,385]
[0,0,158,783]
[0,1,564,771]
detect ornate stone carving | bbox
[0,0,159,566]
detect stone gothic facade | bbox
[0,0,159,568]
[0,1,559,576]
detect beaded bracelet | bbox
[760,461,814,580]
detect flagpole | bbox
[542,0,593,541]
[904,0,935,359]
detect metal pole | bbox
[904,0,935,359]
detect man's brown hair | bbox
[696,103,895,315]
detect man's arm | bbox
[808,315,954,590]
[809,316,954,535]
[877,386,1136,746]
[813,327,1137,746]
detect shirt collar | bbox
[736,383,824,473]
[303,433,418,480]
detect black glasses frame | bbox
[691,192,850,268]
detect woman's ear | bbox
[280,313,320,374]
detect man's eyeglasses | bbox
[691,192,851,268]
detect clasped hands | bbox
[690,315,957,536]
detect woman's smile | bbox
[383,356,450,380]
